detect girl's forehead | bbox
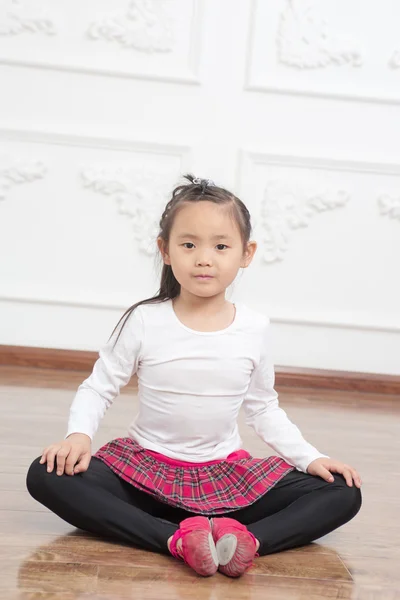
[172,201,240,234]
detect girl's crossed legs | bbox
[26,456,361,557]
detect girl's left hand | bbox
[307,458,362,488]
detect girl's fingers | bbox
[318,466,334,483]
[315,462,362,488]
[40,443,93,477]
[55,448,69,475]
[337,465,361,487]
[46,447,60,473]
[331,465,353,487]
[74,453,91,474]
[64,450,80,476]
[351,469,362,487]
[343,469,353,487]
[39,449,49,464]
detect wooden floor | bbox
[0,365,399,600]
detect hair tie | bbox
[193,177,215,188]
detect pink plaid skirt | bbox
[94,437,294,515]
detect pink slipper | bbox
[169,516,219,577]
[211,517,258,577]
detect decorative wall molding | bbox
[0,157,46,201]
[0,0,56,36]
[377,194,400,221]
[276,0,363,70]
[0,57,200,85]
[0,126,190,252]
[1,137,399,339]
[0,0,203,84]
[0,125,192,157]
[245,0,400,104]
[80,167,167,255]
[259,181,349,263]
[237,149,400,262]
[238,149,400,179]
[87,0,174,53]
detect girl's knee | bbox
[26,456,50,499]
[333,474,362,518]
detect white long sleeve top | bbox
[66,299,328,473]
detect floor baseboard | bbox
[0,345,399,395]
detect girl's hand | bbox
[307,457,362,488]
[39,433,92,476]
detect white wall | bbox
[0,0,399,375]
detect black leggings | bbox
[26,456,361,556]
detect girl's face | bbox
[158,201,257,299]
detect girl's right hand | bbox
[39,433,92,476]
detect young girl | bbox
[27,174,362,578]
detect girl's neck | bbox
[171,296,236,333]
[172,293,230,317]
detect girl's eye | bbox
[182,243,228,250]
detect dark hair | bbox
[110,173,252,345]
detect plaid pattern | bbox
[94,437,295,515]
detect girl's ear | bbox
[241,240,257,268]
[157,237,171,265]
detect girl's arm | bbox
[66,308,144,441]
[243,318,328,474]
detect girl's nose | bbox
[196,255,212,267]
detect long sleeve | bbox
[243,318,329,473]
[65,308,144,440]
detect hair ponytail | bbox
[109,262,180,346]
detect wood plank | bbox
[1,366,399,599]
